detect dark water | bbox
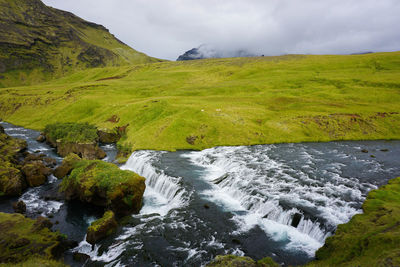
[1,121,400,266]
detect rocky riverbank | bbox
[0,122,146,265]
[0,124,56,197]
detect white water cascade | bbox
[121,150,189,216]
[184,144,378,255]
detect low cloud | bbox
[43,0,400,60]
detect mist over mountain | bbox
[177,44,256,61]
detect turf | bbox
[0,52,399,151]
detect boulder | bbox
[21,161,51,187]
[36,134,46,142]
[0,167,27,197]
[43,157,57,168]
[53,153,81,179]
[97,128,120,144]
[12,200,26,214]
[60,160,145,216]
[86,210,118,245]
[44,122,105,159]
[56,141,106,160]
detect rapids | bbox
[1,121,399,266]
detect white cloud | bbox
[42,0,400,60]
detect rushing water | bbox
[1,121,400,266]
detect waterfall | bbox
[121,150,188,215]
[183,144,375,255]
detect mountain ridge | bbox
[0,0,161,87]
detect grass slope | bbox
[308,177,400,267]
[0,52,399,151]
[0,0,161,87]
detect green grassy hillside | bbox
[0,52,399,151]
[0,0,161,88]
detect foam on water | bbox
[18,174,63,216]
[121,150,189,216]
[183,144,380,256]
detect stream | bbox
[1,121,400,266]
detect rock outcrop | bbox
[97,128,121,144]
[60,160,145,216]
[44,122,106,160]
[86,210,118,245]
[56,142,106,160]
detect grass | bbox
[44,122,98,144]
[0,52,399,151]
[308,177,400,267]
[0,212,63,264]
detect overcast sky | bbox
[42,0,400,60]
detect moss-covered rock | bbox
[86,210,118,245]
[0,212,69,264]
[0,257,68,267]
[60,160,145,216]
[56,141,106,160]
[21,161,51,187]
[53,153,81,179]
[97,128,121,144]
[0,130,27,197]
[44,123,106,159]
[308,176,400,267]
[0,166,26,197]
[207,255,279,267]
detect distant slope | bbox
[0,0,161,87]
[0,52,399,151]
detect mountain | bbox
[177,44,255,61]
[0,0,161,87]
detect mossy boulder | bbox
[207,255,279,267]
[97,128,121,144]
[44,123,106,159]
[56,142,106,160]
[0,166,27,197]
[53,153,81,179]
[308,177,400,267]
[0,212,70,264]
[0,130,28,197]
[86,210,118,245]
[60,160,145,216]
[21,161,51,187]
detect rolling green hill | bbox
[0,0,161,87]
[0,52,399,152]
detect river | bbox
[1,121,399,266]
